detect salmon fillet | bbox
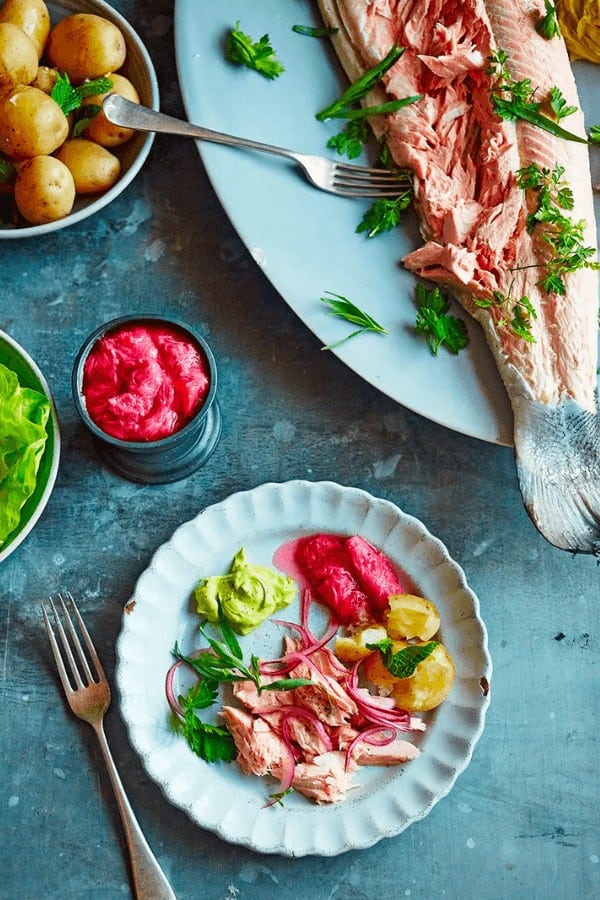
[318,0,600,555]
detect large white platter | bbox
[174,1,599,447]
[115,481,492,856]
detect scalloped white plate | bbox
[115,481,492,856]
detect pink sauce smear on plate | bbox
[82,322,210,442]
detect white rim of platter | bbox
[115,480,492,857]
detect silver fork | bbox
[103,94,405,198]
[41,592,176,900]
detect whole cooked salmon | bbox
[317,0,600,556]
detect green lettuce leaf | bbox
[0,363,50,546]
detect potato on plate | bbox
[363,638,456,711]
[384,593,442,642]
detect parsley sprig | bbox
[226,21,284,79]
[327,121,370,159]
[356,191,413,238]
[515,162,599,295]
[487,50,590,144]
[473,285,537,343]
[536,1,561,40]
[414,284,469,355]
[171,612,311,763]
[175,679,237,763]
[321,291,388,349]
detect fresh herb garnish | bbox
[292,24,338,38]
[414,283,469,355]
[171,610,311,763]
[323,96,423,122]
[321,291,388,349]
[266,787,295,806]
[50,72,113,115]
[327,121,370,159]
[473,287,537,343]
[536,1,561,40]
[366,638,439,678]
[174,614,311,696]
[487,50,589,144]
[225,21,284,79]
[72,104,102,137]
[356,191,413,238]
[0,158,15,184]
[175,680,237,763]
[548,86,578,122]
[316,44,421,123]
[515,162,599,294]
[589,125,600,145]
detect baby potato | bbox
[45,13,126,82]
[14,154,75,223]
[384,593,441,641]
[363,638,455,710]
[390,642,456,712]
[0,84,68,159]
[31,64,57,94]
[55,138,120,194]
[0,0,50,60]
[82,72,139,146]
[335,623,388,663]
[0,22,38,87]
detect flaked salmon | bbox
[317,0,600,555]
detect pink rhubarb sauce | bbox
[82,322,210,442]
[274,533,414,625]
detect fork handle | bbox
[103,94,301,164]
[94,722,176,900]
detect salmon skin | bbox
[317,0,600,556]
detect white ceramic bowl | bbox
[0,331,61,563]
[0,0,159,238]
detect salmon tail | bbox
[512,396,600,558]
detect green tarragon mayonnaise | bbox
[193,547,296,635]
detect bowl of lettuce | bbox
[0,332,60,563]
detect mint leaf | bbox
[51,72,113,115]
[366,639,439,678]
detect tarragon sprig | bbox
[321,291,388,349]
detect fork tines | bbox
[42,592,106,693]
[331,164,407,197]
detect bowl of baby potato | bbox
[0,0,159,237]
